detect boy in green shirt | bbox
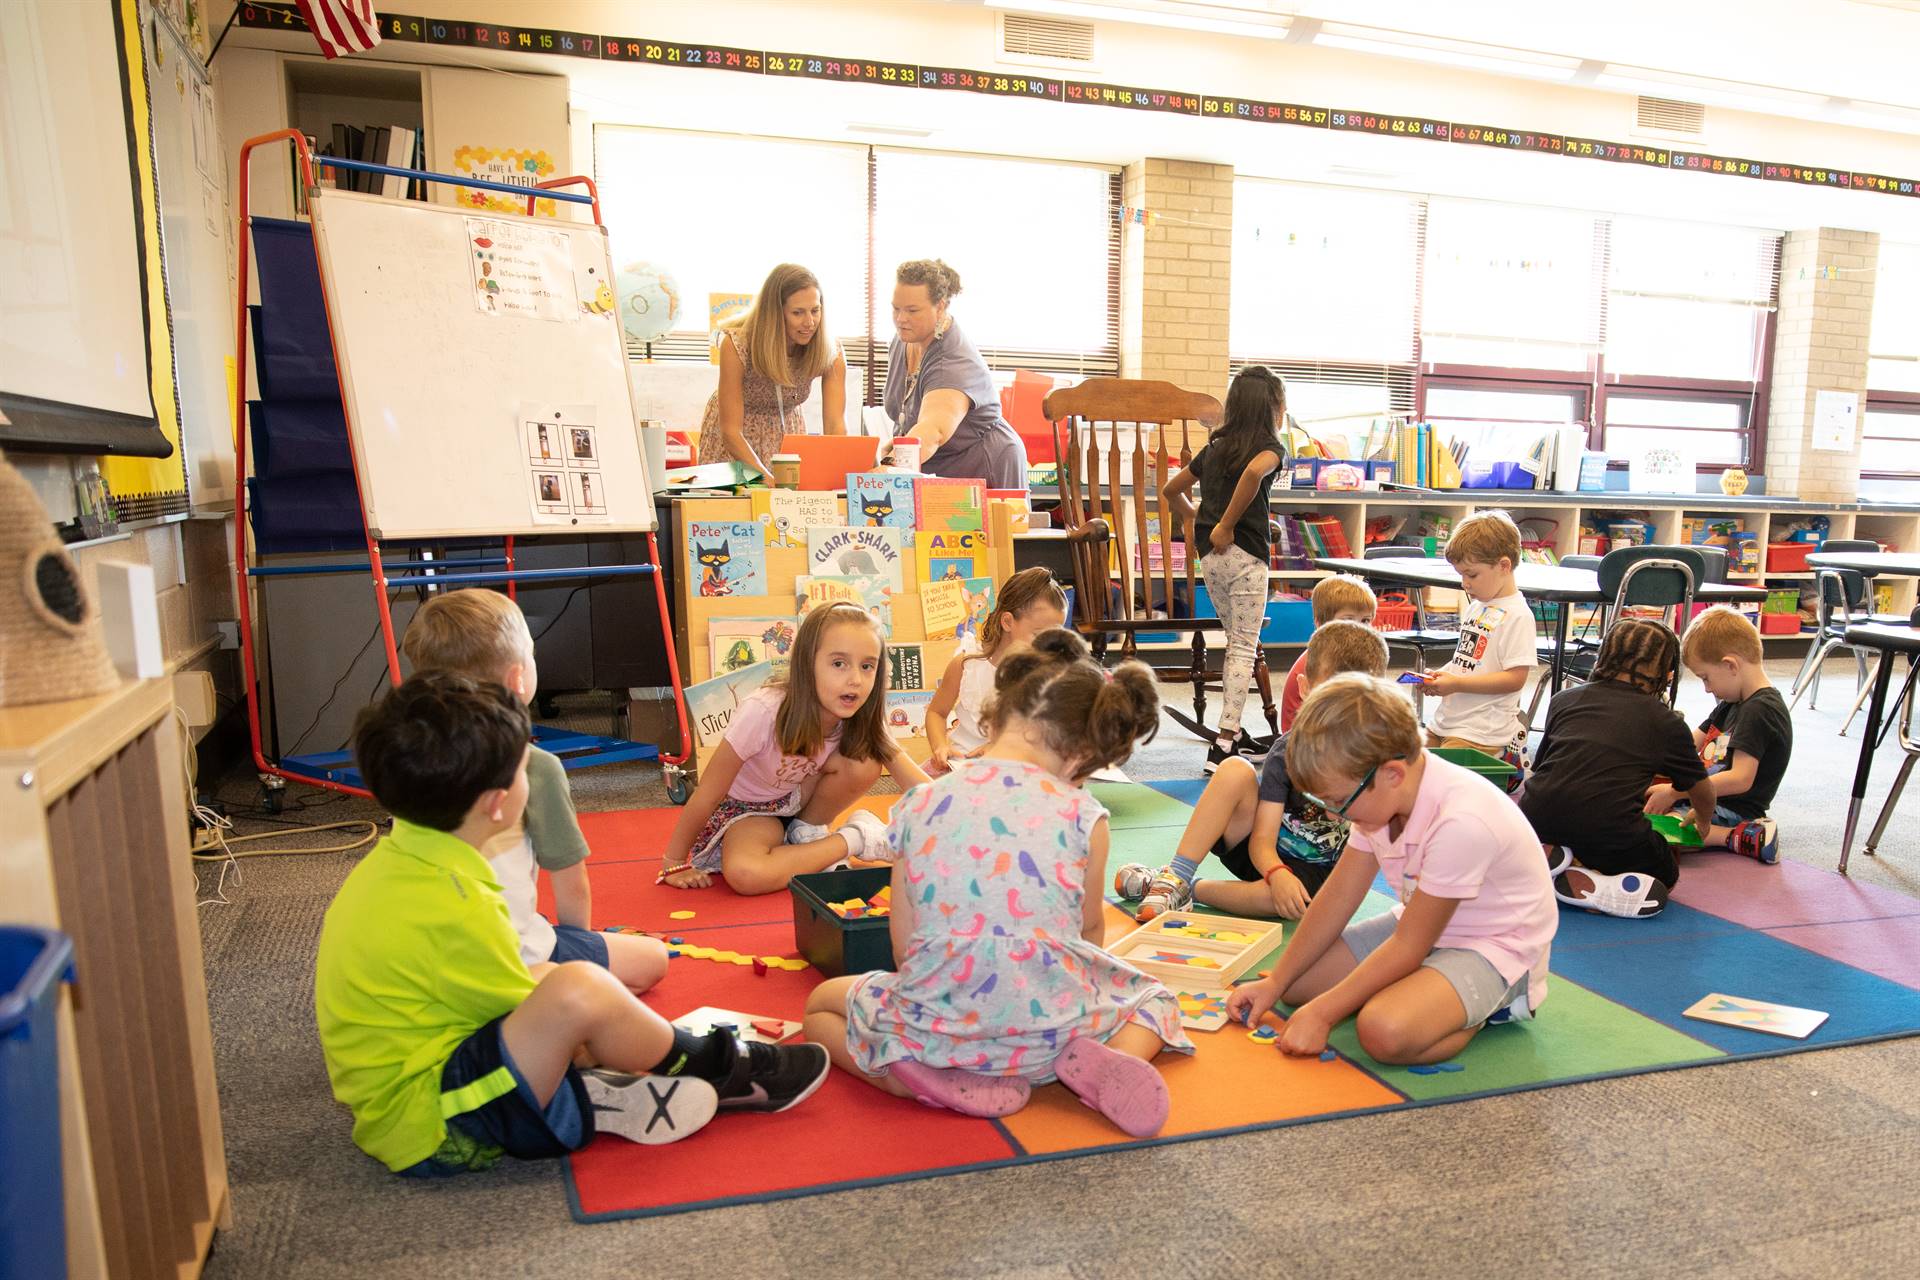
[315,672,829,1175]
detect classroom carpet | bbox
[557,783,1920,1223]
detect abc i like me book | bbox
[913,476,985,532]
[915,530,987,587]
[686,521,766,597]
[846,473,917,530]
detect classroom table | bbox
[1311,557,1769,695]
[1807,551,1920,578]
[1837,621,1920,871]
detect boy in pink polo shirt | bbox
[1229,673,1557,1063]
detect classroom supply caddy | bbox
[229,131,690,803]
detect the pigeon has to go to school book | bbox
[1681,993,1829,1039]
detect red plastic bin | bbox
[1766,542,1814,572]
[1759,611,1803,635]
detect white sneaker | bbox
[581,1070,718,1145]
[786,817,834,846]
[838,809,893,862]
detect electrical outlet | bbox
[215,621,241,650]
[192,829,223,853]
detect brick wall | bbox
[1120,158,1233,400]
[1765,227,1879,503]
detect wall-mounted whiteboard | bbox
[308,188,655,539]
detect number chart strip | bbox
[231,3,1920,202]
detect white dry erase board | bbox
[307,189,656,538]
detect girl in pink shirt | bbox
[660,603,930,896]
[1229,673,1556,1064]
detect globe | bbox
[615,261,682,345]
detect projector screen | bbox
[0,0,172,458]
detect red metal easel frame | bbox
[230,130,690,798]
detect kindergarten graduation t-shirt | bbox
[1345,753,1558,1011]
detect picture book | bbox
[914,475,986,532]
[808,526,906,595]
[888,643,926,691]
[1681,993,1829,1040]
[915,530,988,587]
[796,575,894,635]
[707,616,799,676]
[959,576,996,644]
[920,578,968,639]
[846,472,917,530]
[884,689,936,741]
[685,660,774,750]
[750,488,840,548]
[686,521,767,597]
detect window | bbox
[1870,241,1920,395]
[595,128,868,360]
[594,128,1121,388]
[1422,201,1600,372]
[873,150,1118,375]
[1862,406,1920,475]
[1603,393,1750,466]
[1605,219,1776,381]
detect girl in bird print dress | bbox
[803,629,1193,1137]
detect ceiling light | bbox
[1313,23,1582,82]
[984,1,1292,40]
[1594,66,1827,116]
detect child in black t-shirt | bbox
[1645,607,1792,864]
[1113,622,1388,922]
[1521,619,1717,919]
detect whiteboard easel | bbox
[308,189,655,538]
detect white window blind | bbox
[594,127,868,360]
[1422,200,1600,371]
[1231,181,1419,364]
[1605,218,1778,381]
[1870,241,1920,394]
[872,149,1118,376]
[1861,406,1920,474]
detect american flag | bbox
[295,0,383,60]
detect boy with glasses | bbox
[1228,673,1557,1064]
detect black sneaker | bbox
[1203,729,1263,774]
[582,1069,718,1144]
[713,1030,831,1113]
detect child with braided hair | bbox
[803,628,1194,1137]
[1518,618,1717,919]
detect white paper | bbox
[466,217,579,321]
[1813,388,1859,453]
[521,404,607,526]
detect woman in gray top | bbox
[882,259,1028,490]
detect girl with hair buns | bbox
[698,263,847,478]
[881,258,1028,489]
[803,629,1193,1137]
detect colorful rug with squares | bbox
[557,782,1920,1222]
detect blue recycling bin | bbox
[1,927,75,1280]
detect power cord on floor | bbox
[176,706,379,907]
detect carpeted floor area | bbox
[194,657,1920,1277]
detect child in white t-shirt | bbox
[1227,673,1557,1063]
[1417,509,1535,760]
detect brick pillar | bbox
[1120,158,1233,401]
[1765,227,1878,503]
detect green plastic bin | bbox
[790,867,896,978]
[1432,746,1520,787]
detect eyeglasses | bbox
[1301,755,1406,818]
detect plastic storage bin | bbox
[1759,612,1804,635]
[1193,586,1315,644]
[1,927,74,1280]
[791,867,895,978]
[1432,746,1520,788]
[1767,542,1815,572]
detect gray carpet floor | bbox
[194,657,1920,1278]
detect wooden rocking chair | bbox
[1043,377,1278,744]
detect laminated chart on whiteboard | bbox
[306,189,656,538]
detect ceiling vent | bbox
[1635,95,1707,137]
[998,12,1097,67]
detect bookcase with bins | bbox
[1264,490,1920,650]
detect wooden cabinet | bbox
[0,679,229,1279]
